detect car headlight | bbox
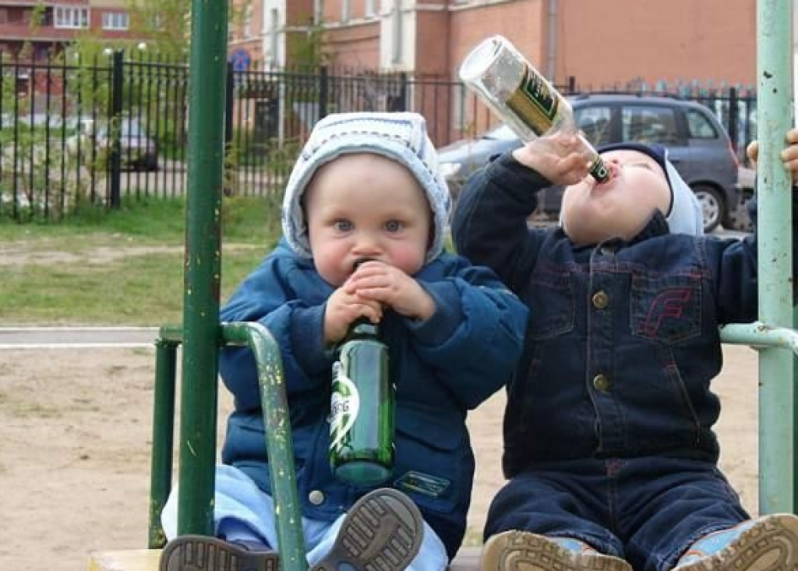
[439,162,462,179]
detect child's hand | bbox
[746,128,798,182]
[782,128,798,181]
[512,131,591,186]
[324,286,383,346]
[344,260,435,321]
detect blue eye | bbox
[385,220,404,232]
[334,219,353,232]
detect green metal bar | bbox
[222,322,308,571]
[756,0,794,514]
[795,304,798,510]
[721,323,798,355]
[177,0,229,535]
[148,337,178,548]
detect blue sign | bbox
[230,48,252,72]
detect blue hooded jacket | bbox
[452,152,798,477]
[219,238,528,558]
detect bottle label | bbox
[505,65,560,136]
[330,361,360,451]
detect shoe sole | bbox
[481,530,632,571]
[159,535,280,571]
[310,488,424,571]
[675,514,798,571]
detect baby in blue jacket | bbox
[158,112,528,571]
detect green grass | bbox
[0,196,283,325]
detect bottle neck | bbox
[348,317,380,338]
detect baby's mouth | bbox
[592,163,620,190]
[600,162,621,182]
[353,257,374,270]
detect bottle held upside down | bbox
[459,34,610,183]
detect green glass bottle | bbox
[329,317,395,485]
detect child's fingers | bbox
[782,158,798,181]
[746,140,759,164]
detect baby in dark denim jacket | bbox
[452,130,798,571]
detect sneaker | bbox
[481,530,632,571]
[310,488,424,571]
[159,535,280,571]
[674,513,798,570]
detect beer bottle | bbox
[459,34,610,183]
[329,316,394,485]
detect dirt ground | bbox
[0,343,763,571]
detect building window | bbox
[243,5,253,38]
[102,12,129,30]
[365,0,376,17]
[342,0,351,22]
[453,81,466,130]
[313,0,323,25]
[54,6,89,29]
[269,8,279,66]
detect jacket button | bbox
[308,490,325,505]
[592,291,609,309]
[592,374,611,392]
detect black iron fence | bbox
[0,52,758,222]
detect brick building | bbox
[230,0,760,88]
[226,0,769,144]
[0,0,146,59]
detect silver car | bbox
[68,117,158,172]
[439,94,742,233]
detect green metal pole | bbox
[756,0,794,514]
[149,338,178,548]
[176,0,228,535]
[222,323,308,571]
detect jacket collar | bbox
[563,209,671,252]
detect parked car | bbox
[439,93,742,233]
[67,117,158,172]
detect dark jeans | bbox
[484,456,749,571]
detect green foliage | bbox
[288,16,332,69]
[0,197,281,325]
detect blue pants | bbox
[161,464,449,571]
[485,457,750,571]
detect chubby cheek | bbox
[311,241,351,287]
[385,243,426,275]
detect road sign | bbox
[230,48,251,72]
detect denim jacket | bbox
[218,238,527,558]
[452,153,798,478]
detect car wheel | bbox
[691,184,724,233]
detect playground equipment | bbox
[88,1,796,570]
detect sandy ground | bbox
[0,343,764,571]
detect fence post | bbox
[398,72,408,111]
[728,87,739,156]
[109,50,124,209]
[319,66,328,119]
[224,62,234,195]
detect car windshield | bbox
[479,124,517,141]
[121,122,145,137]
[95,120,146,138]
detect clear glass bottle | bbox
[459,34,610,183]
[329,317,394,485]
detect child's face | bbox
[304,153,432,287]
[560,149,672,246]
